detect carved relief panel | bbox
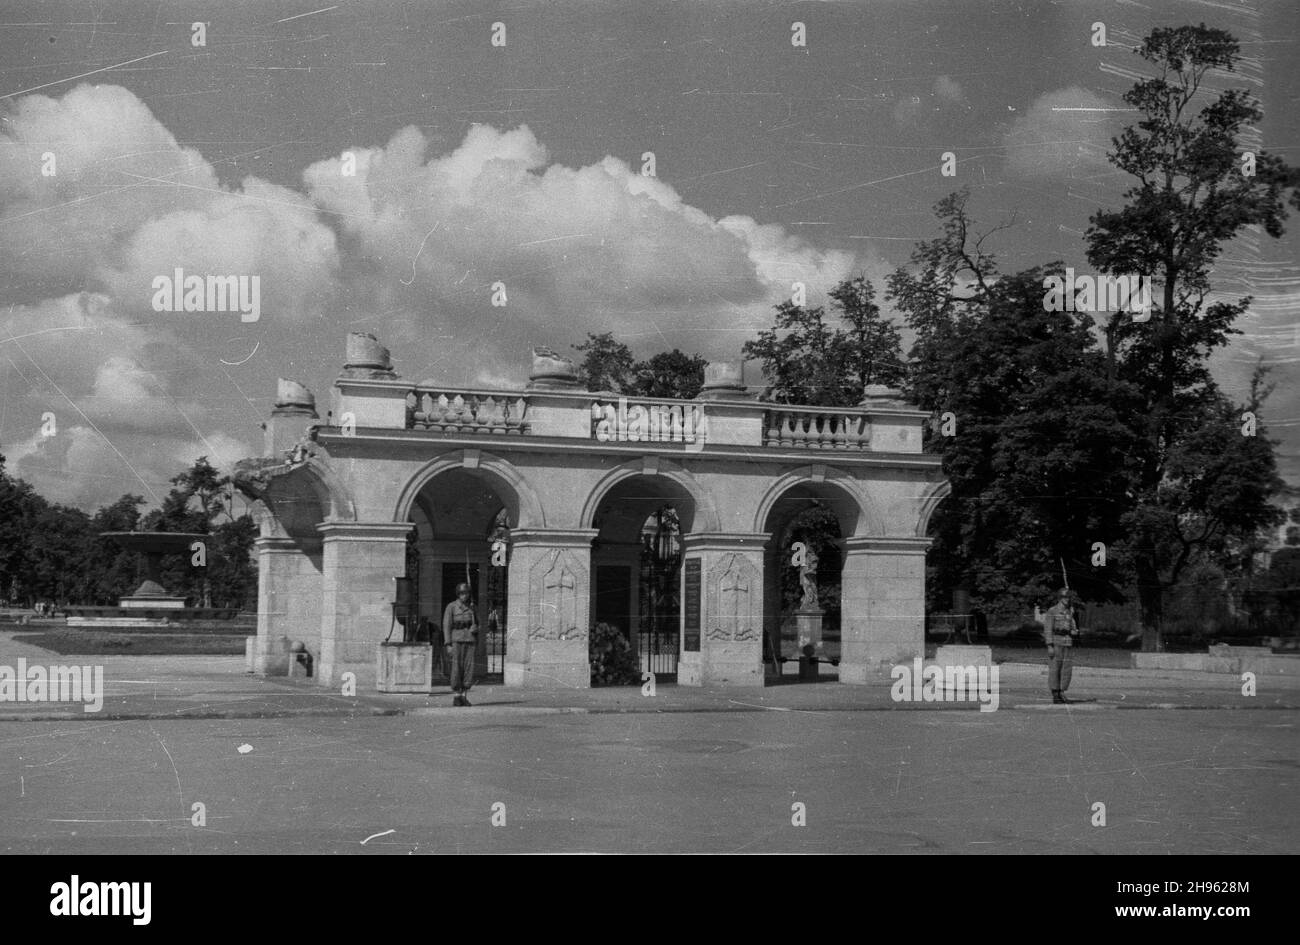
[704,552,761,643]
[527,548,588,642]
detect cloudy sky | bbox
[1,0,1297,510]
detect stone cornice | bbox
[680,532,771,551]
[842,536,934,554]
[317,521,413,541]
[509,528,600,547]
[316,428,943,469]
[255,535,318,551]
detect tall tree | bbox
[635,349,707,399]
[0,451,45,604]
[889,205,1138,616]
[573,332,637,393]
[743,274,906,406]
[89,494,146,604]
[1084,24,1297,649]
[144,457,253,609]
[572,333,708,399]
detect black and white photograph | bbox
[0,0,1296,883]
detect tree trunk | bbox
[1136,557,1164,652]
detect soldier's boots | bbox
[1052,690,1074,705]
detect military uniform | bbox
[1042,596,1076,703]
[442,597,478,705]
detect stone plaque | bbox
[683,558,701,652]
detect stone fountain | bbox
[65,530,238,629]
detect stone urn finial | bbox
[697,360,748,400]
[273,378,317,417]
[859,384,905,408]
[342,332,397,379]
[528,346,581,390]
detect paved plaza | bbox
[2,708,1294,854]
[1,633,1296,854]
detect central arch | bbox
[580,458,720,533]
[752,465,882,539]
[393,449,545,529]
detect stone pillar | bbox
[839,536,931,684]
[504,528,598,689]
[763,543,783,674]
[678,533,767,687]
[317,522,413,688]
[253,535,322,674]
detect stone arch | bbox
[302,457,357,522]
[393,449,545,529]
[916,479,952,538]
[257,461,353,541]
[579,458,721,534]
[752,465,883,538]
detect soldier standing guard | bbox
[442,583,479,707]
[1040,588,1078,704]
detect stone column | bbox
[839,536,931,684]
[317,522,413,688]
[763,543,783,675]
[678,533,767,687]
[504,528,598,689]
[253,535,322,674]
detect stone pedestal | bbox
[795,607,824,652]
[504,529,597,689]
[253,635,292,676]
[677,533,766,688]
[795,607,823,679]
[317,522,413,688]
[839,537,931,684]
[254,535,323,674]
[376,642,434,693]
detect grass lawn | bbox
[11,630,245,656]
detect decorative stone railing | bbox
[325,376,924,453]
[763,408,871,450]
[405,389,530,434]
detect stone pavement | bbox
[2,631,1296,721]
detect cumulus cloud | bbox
[1003,86,1118,178]
[0,83,341,320]
[0,293,253,508]
[304,123,861,378]
[2,89,876,508]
